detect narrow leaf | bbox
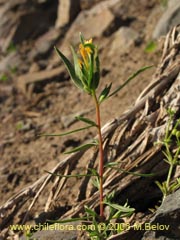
[104,201,135,213]
[155,181,164,193]
[64,141,98,154]
[88,53,94,88]
[85,206,97,217]
[54,46,83,90]
[99,83,112,103]
[109,65,153,98]
[106,165,155,177]
[39,126,92,137]
[75,116,98,127]
[105,162,118,167]
[88,168,99,176]
[71,46,84,87]
[45,171,97,178]
[91,177,100,189]
[92,52,100,90]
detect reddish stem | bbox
[92,91,104,219]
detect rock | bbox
[145,5,164,40]
[0,0,57,52]
[55,0,81,28]
[67,7,114,39]
[153,1,180,39]
[107,27,138,56]
[50,0,120,66]
[142,189,180,240]
[16,66,65,95]
[56,0,119,58]
[29,28,62,60]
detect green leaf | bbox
[99,83,112,103]
[85,205,97,217]
[108,65,153,98]
[104,162,118,167]
[88,168,99,177]
[75,116,98,127]
[167,108,176,117]
[70,46,85,89]
[88,53,94,89]
[104,202,135,213]
[54,46,83,90]
[64,140,98,154]
[92,52,100,90]
[39,125,93,137]
[155,181,165,194]
[91,176,100,189]
[105,191,115,202]
[145,41,157,53]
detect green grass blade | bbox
[109,65,153,98]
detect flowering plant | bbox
[53,33,152,220]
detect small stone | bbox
[61,0,118,46]
[108,27,138,56]
[153,1,180,39]
[55,0,81,28]
[29,28,62,60]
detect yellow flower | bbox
[79,38,93,68]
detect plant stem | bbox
[166,163,173,194]
[92,91,104,219]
